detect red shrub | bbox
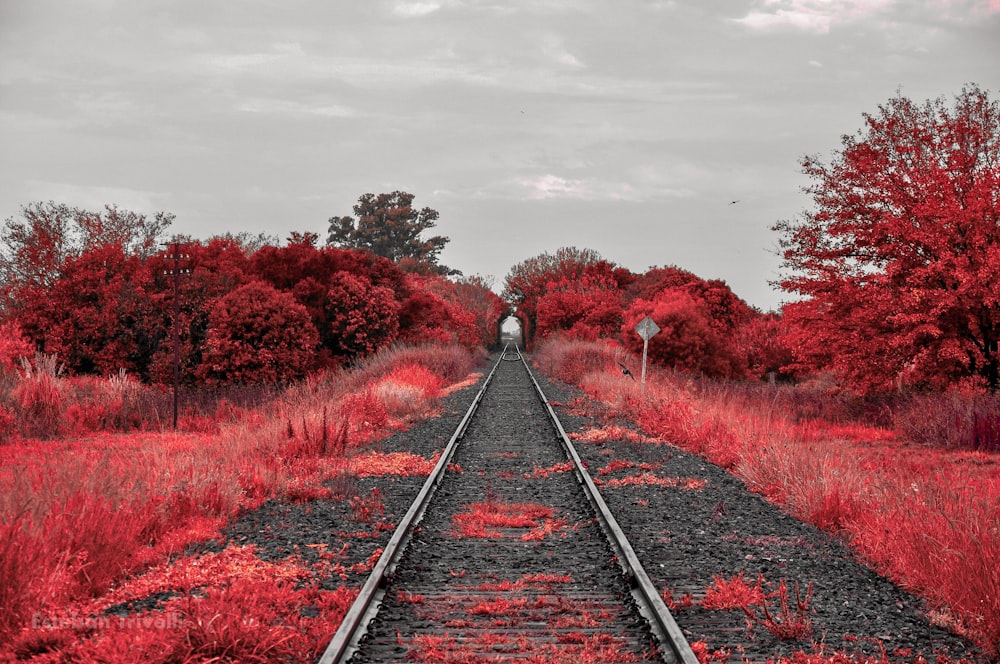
[197,281,319,384]
[621,289,746,379]
[325,272,399,359]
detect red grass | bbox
[7,544,358,662]
[597,458,658,475]
[535,338,1000,655]
[751,579,814,641]
[701,572,766,610]
[0,343,477,658]
[451,501,556,539]
[596,473,707,490]
[524,460,574,478]
[349,488,385,522]
[349,451,439,477]
[570,424,651,444]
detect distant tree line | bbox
[503,247,787,381]
[0,194,505,385]
[506,85,1000,394]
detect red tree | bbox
[0,322,34,373]
[503,248,624,347]
[197,282,318,384]
[775,85,1000,392]
[627,265,754,334]
[622,289,747,379]
[535,267,624,341]
[395,277,483,349]
[22,243,156,376]
[736,313,795,381]
[325,273,400,360]
[147,236,253,384]
[1,202,171,314]
[251,233,410,364]
[445,275,508,348]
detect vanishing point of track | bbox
[318,346,698,663]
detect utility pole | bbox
[162,242,190,429]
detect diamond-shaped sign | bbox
[635,316,660,341]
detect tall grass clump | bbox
[11,353,65,439]
[350,342,479,388]
[894,391,1000,452]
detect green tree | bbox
[327,191,457,275]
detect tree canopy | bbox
[774,85,1000,392]
[0,202,172,313]
[327,191,457,275]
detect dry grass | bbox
[535,338,1000,655]
[0,343,478,651]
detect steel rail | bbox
[316,346,509,664]
[517,349,700,664]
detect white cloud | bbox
[735,0,895,33]
[540,33,585,68]
[517,174,588,199]
[236,98,354,118]
[393,2,442,17]
[273,42,306,56]
[513,174,692,201]
[206,42,306,72]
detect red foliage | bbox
[399,274,497,348]
[247,234,411,365]
[21,243,156,376]
[445,275,509,348]
[749,579,814,641]
[535,266,624,341]
[197,281,319,384]
[252,233,406,299]
[701,571,766,610]
[736,312,796,381]
[621,289,747,379]
[627,265,754,333]
[504,247,622,347]
[0,322,34,373]
[325,272,400,360]
[146,236,253,384]
[451,501,555,538]
[396,288,454,345]
[774,85,1000,392]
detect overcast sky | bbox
[1,0,997,311]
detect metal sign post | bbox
[634,316,660,389]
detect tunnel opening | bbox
[495,314,524,349]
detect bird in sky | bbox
[729,199,740,205]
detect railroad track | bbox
[319,346,698,663]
